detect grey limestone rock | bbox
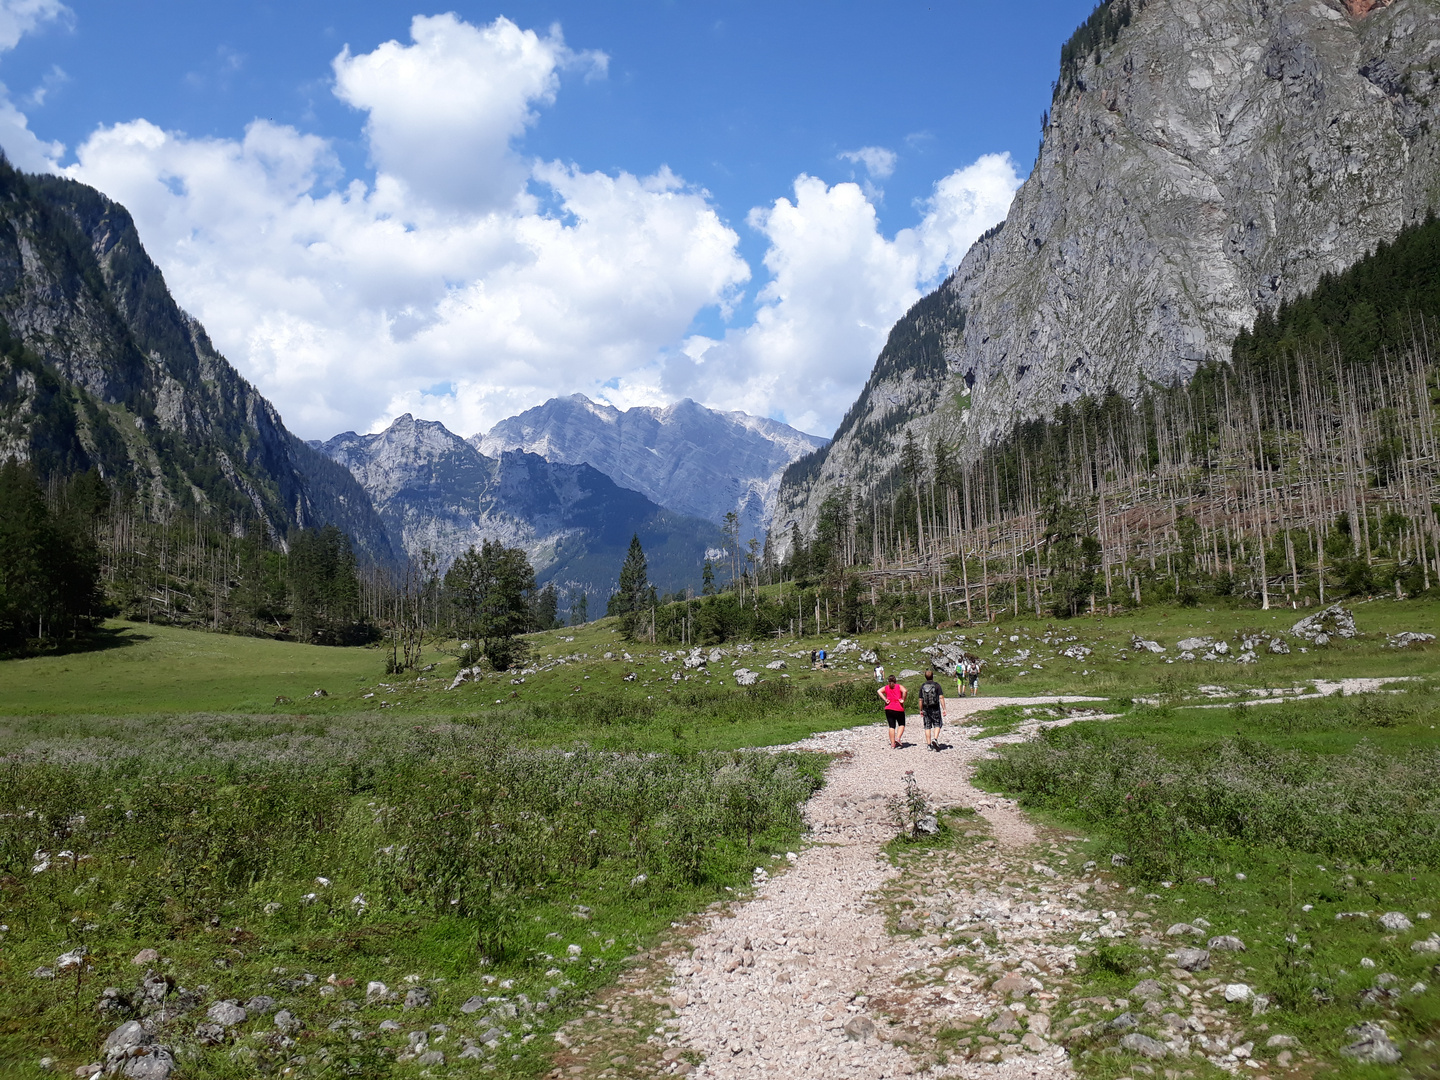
[1172,947,1211,971]
[103,1021,151,1059]
[1108,1012,1139,1032]
[1292,604,1358,643]
[1379,911,1413,931]
[1120,1033,1169,1059]
[1341,1021,1402,1064]
[206,1001,246,1027]
[116,1049,174,1080]
[474,394,827,539]
[318,415,724,604]
[403,987,432,1010]
[779,0,1440,539]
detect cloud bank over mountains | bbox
[1,6,1020,439]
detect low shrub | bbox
[976,724,1440,876]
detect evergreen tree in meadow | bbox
[614,534,650,615]
[445,539,536,670]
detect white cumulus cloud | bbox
[662,153,1021,435]
[61,14,747,439]
[838,145,897,180]
[1,8,1018,443]
[333,14,605,213]
[0,0,67,170]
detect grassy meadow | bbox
[3,599,1440,1078]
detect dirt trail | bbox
[541,694,1100,1080]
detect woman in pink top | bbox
[876,674,908,749]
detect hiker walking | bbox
[964,655,981,697]
[877,674,907,749]
[919,669,946,751]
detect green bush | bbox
[976,724,1440,875]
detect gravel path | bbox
[656,694,1103,1080]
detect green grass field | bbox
[4,601,1440,1079]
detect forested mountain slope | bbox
[0,159,394,562]
[779,0,1440,541]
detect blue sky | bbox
[0,1,1096,438]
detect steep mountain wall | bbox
[321,414,724,603]
[475,394,826,540]
[778,0,1440,538]
[0,162,394,562]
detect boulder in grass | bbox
[1172,947,1210,971]
[206,1001,246,1027]
[1340,1022,1402,1064]
[103,1021,152,1059]
[1291,603,1357,645]
[1379,911,1413,932]
[1388,632,1435,648]
[1120,1033,1168,1059]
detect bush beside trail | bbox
[976,722,1440,878]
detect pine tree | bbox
[615,534,650,615]
[0,459,103,648]
[528,581,560,631]
[701,560,715,595]
[445,539,536,669]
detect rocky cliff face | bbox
[779,0,1440,537]
[0,162,394,561]
[474,394,826,540]
[320,414,724,603]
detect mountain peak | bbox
[472,394,826,536]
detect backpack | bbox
[920,680,942,709]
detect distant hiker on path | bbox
[963,655,981,696]
[877,674,907,749]
[920,669,946,751]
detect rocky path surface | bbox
[548,694,1112,1080]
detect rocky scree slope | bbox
[475,394,827,541]
[319,414,724,601]
[779,0,1440,539]
[0,161,393,561]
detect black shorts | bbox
[885,709,906,727]
[923,710,943,730]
